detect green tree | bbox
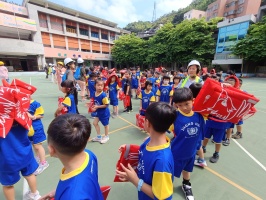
[124,21,152,33]
[169,18,219,65]
[111,34,146,66]
[145,23,174,64]
[233,17,266,63]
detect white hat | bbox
[64,58,75,66]
[77,57,84,64]
[187,60,201,70]
[48,63,52,66]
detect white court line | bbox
[258,109,266,114]
[232,139,266,172]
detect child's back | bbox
[55,149,102,199]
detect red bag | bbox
[118,90,125,100]
[123,95,130,107]
[114,144,140,182]
[136,113,145,129]
[193,78,260,123]
[87,98,94,113]
[101,186,111,200]
[58,97,68,115]
[136,87,141,96]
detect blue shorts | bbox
[140,110,146,116]
[110,99,118,106]
[91,112,97,117]
[28,127,46,144]
[229,122,235,129]
[132,84,138,89]
[0,158,38,186]
[205,127,225,143]
[174,156,195,178]
[196,140,202,151]
[237,120,243,125]
[99,117,109,126]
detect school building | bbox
[0,0,129,71]
[212,14,256,73]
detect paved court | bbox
[1,74,266,200]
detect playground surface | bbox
[1,73,266,200]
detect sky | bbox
[12,0,193,27]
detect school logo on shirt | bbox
[137,150,145,175]
[187,127,198,138]
[161,88,169,95]
[143,97,149,103]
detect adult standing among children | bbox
[0,61,9,83]
[75,57,87,102]
[62,58,75,82]
[178,60,203,88]
[56,61,64,90]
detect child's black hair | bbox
[47,114,91,155]
[179,67,185,73]
[145,102,177,133]
[61,80,78,107]
[95,78,104,86]
[202,74,210,81]
[90,72,97,78]
[173,76,182,82]
[173,88,193,103]
[162,75,170,81]
[144,80,153,90]
[189,83,202,98]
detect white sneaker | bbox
[100,136,109,144]
[194,158,207,167]
[35,157,40,164]
[33,162,49,175]
[24,190,41,200]
[92,136,102,142]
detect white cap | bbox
[187,60,201,70]
[64,58,75,66]
[48,63,52,66]
[77,57,84,64]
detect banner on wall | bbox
[0,2,28,16]
[0,13,37,32]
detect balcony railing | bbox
[214,53,240,60]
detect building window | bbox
[91,31,99,38]
[92,50,100,53]
[101,33,108,40]
[51,22,63,31]
[237,7,244,14]
[66,25,76,34]
[102,52,109,54]
[80,28,89,36]
[110,32,116,41]
[39,19,48,28]
[226,1,236,8]
[238,0,245,5]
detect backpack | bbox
[74,66,82,80]
[62,70,69,82]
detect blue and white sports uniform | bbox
[138,90,155,116]
[62,94,77,114]
[138,137,174,200]
[131,73,139,89]
[0,124,38,186]
[28,100,46,144]
[205,117,229,143]
[171,110,205,177]
[156,85,173,103]
[94,92,110,126]
[109,82,119,106]
[55,149,103,200]
[88,79,96,99]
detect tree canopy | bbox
[112,18,222,67]
[233,17,266,63]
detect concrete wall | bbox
[0,38,44,55]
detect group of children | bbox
[0,58,247,200]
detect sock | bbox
[198,158,205,162]
[202,146,206,150]
[214,151,219,155]
[41,161,47,165]
[182,179,191,186]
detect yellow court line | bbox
[45,124,132,158]
[118,116,140,129]
[118,116,262,199]
[205,167,262,200]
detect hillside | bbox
[124,0,217,33]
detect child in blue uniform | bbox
[131,68,140,99]
[88,73,98,118]
[91,79,110,144]
[0,87,41,200]
[156,76,173,104]
[42,114,103,200]
[28,99,49,175]
[108,75,120,118]
[55,80,78,116]
[171,88,205,200]
[116,102,177,200]
[138,81,155,116]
